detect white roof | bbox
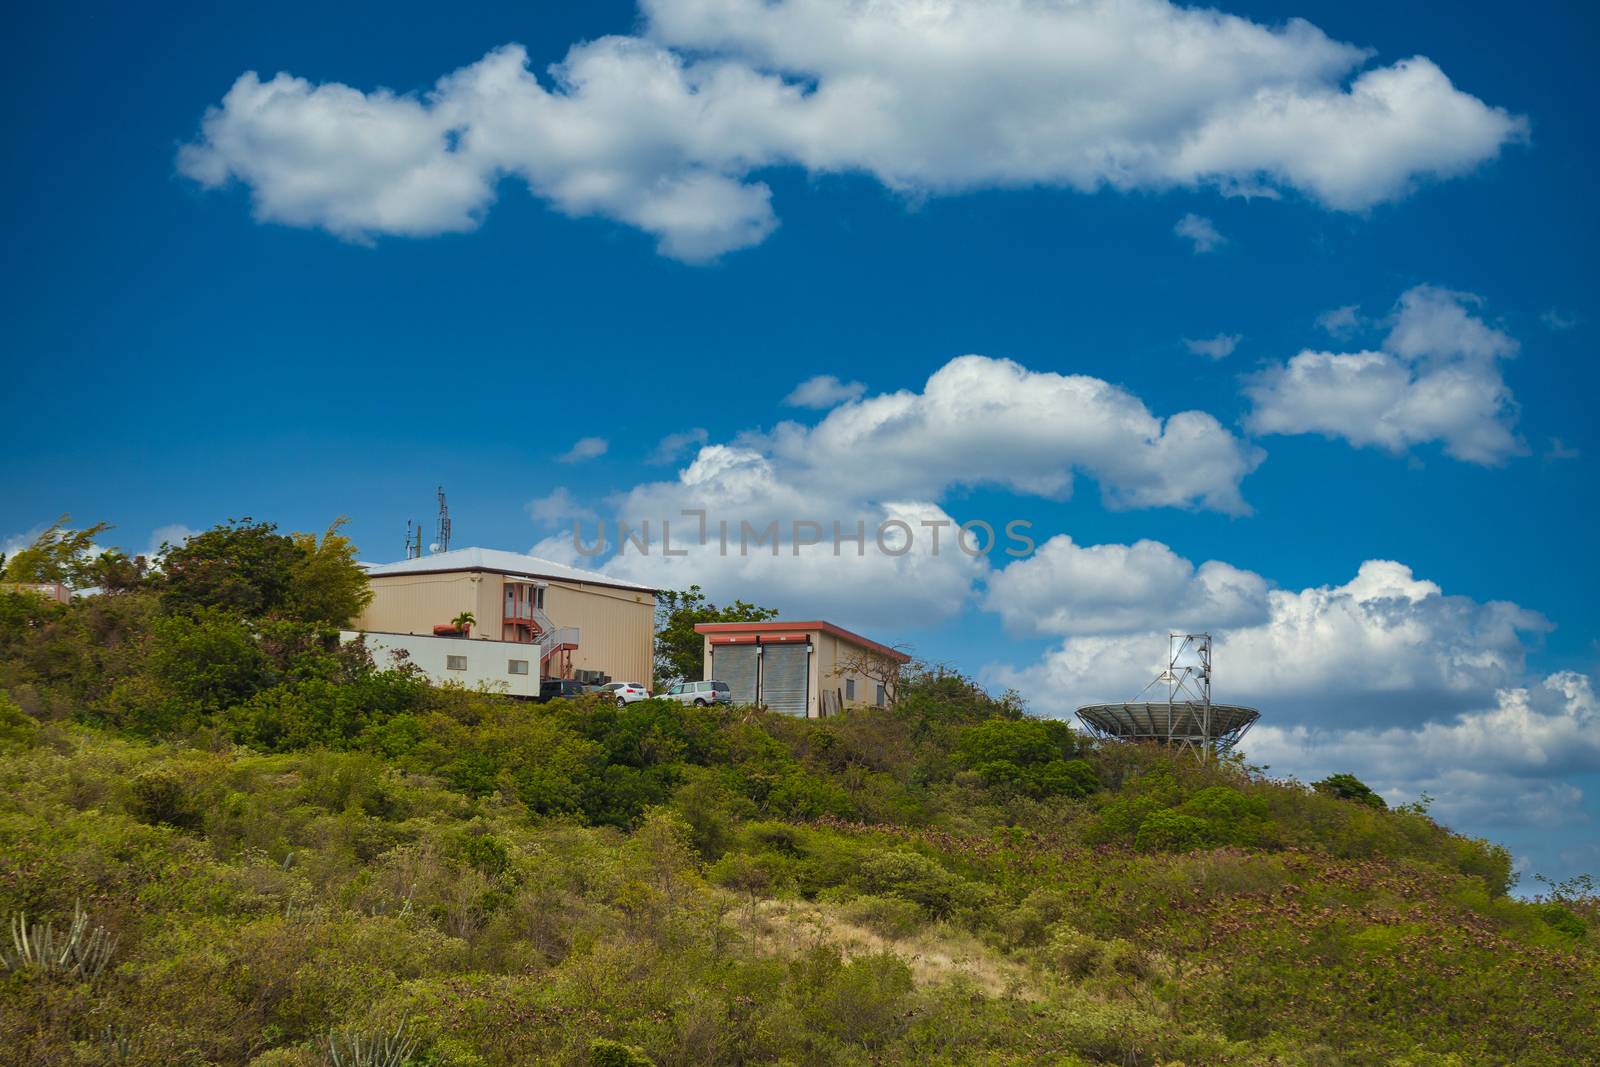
[362,546,656,592]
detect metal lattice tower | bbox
[433,487,451,555]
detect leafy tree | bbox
[158,518,303,618]
[76,548,148,593]
[159,517,371,625]
[1314,772,1388,809]
[285,519,373,626]
[653,584,778,685]
[0,515,113,588]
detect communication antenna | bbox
[432,486,452,555]
[404,519,421,560]
[1155,633,1211,706]
[1075,631,1257,760]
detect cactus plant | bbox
[99,1023,135,1063]
[324,1016,417,1067]
[1,900,117,979]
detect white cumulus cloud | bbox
[568,351,1259,625]
[984,535,1270,636]
[146,524,199,557]
[988,558,1549,726]
[527,487,598,524]
[784,374,867,409]
[557,436,609,463]
[761,355,1263,514]
[1314,304,1364,337]
[604,498,990,630]
[649,428,710,464]
[1174,213,1225,253]
[179,0,1525,259]
[1245,672,1600,829]
[1244,284,1526,464]
[1183,333,1241,359]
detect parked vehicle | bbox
[597,681,652,706]
[662,679,732,706]
[534,678,586,703]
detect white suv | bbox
[664,680,732,706]
[598,681,652,707]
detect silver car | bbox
[663,679,732,706]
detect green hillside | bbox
[1,524,1596,1066]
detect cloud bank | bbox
[1248,673,1599,830]
[623,353,1263,520]
[180,0,1526,259]
[1246,285,1525,464]
[988,553,1548,727]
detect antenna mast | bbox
[1077,631,1255,761]
[433,487,452,555]
[1164,632,1211,706]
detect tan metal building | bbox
[0,582,71,604]
[694,620,912,718]
[356,547,656,684]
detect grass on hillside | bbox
[1,670,1596,1067]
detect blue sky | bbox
[4,0,1597,886]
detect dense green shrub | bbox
[1134,808,1216,852]
[837,893,926,939]
[0,694,37,749]
[127,767,202,830]
[147,608,266,713]
[952,719,1099,798]
[590,1038,656,1066]
[1314,772,1388,809]
[854,849,986,917]
[1536,902,1586,939]
[1179,785,1274,847]
[791,944,916,1049]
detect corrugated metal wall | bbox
[358,571,655,685]
[762,644,810,716]
[543,579,655,684]
[713,644,759,705]
[697,628,890,718]
[356,572,479,634]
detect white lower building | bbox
[342,630,550,697]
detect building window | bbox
[875,684,886,707]
[845,678,856,700]
[508,660,529,675]
[446,655,467,671]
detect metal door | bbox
[760,643,810,717]
[714,644,759,706]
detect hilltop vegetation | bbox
[1,520,1596,1066]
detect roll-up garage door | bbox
[714,644,759,707]
[760,643,810,717]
